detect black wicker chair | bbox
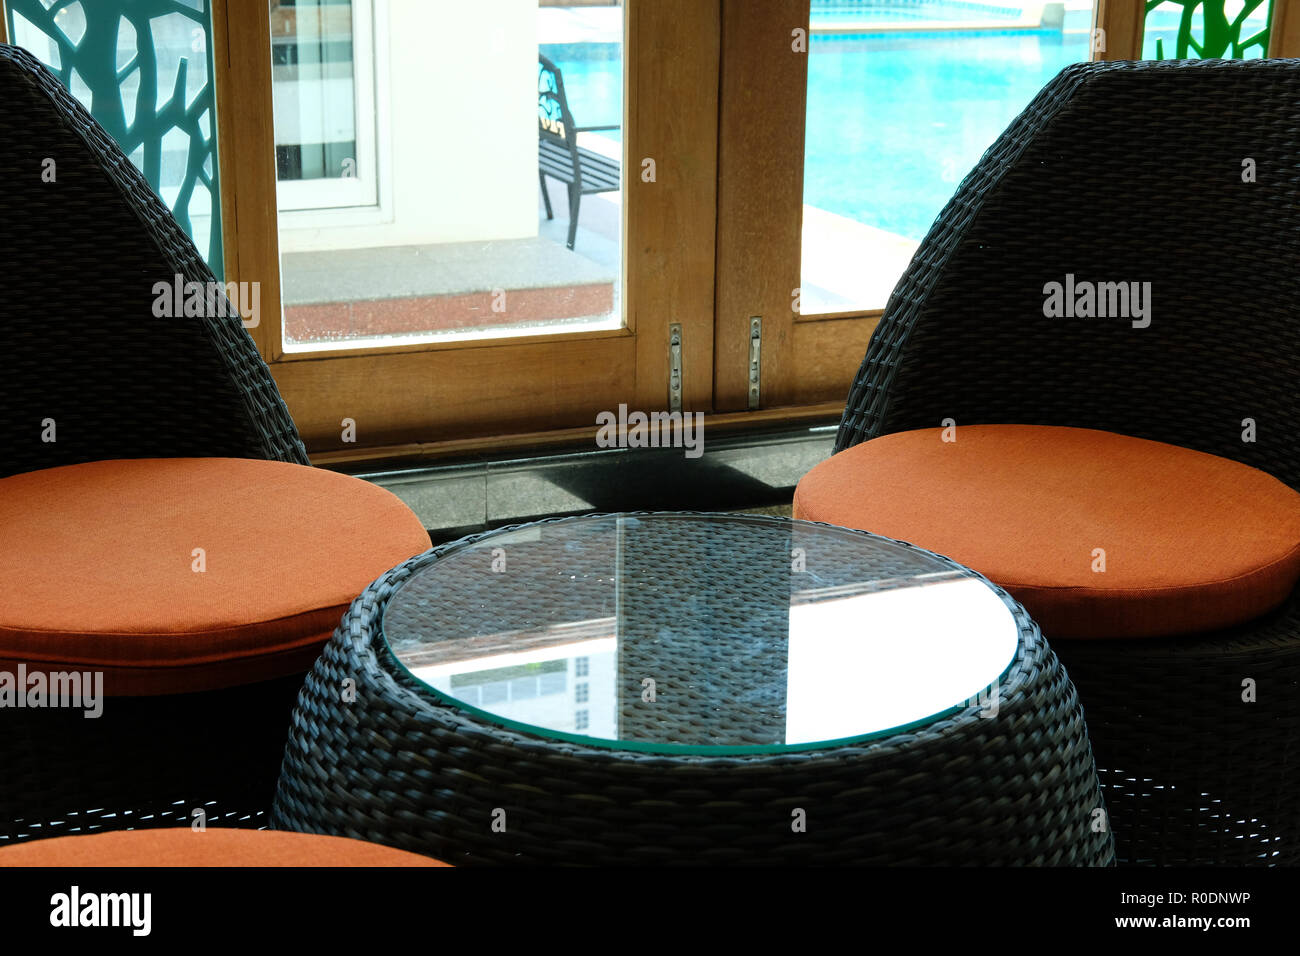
[0,51,307,477]
[806,58,1300,865]
[0,45,427,844]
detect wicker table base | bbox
[273,514,1114,865]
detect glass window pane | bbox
[799,1,1096,316]
[271,0,624,350]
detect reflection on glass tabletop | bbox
[383,514,1019,754]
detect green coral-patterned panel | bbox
[1144,0,1274,60]
[5,0,223,276]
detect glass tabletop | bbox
[383,513,1020,754]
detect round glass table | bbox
[274,513,1113,866]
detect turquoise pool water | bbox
[803,28,1090,238]
[542,2,1269,241]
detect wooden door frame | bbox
[1092,0,1144,60]
[1272,0,1300,53]
[713,0,879,411]
[714,0,809,412]
[211,0,719,454]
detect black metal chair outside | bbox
[538,54,620,251]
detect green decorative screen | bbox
[5,0,224,276]
[1144,0,1274,60]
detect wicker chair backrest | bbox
[837,58,1300,490]
[0,45,307,479]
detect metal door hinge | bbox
[747,316,762,410]
[668,322,683,413]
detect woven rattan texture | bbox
[832,58,1300,864]
[1054,588,1300,865]
[275,514,1114,865]
[0,45,307,479]
[836,58,1300,483]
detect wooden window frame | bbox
[214,0,721,456]
[713,0,877,412]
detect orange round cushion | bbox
[793,425,1300,639]
[0,828,447,866]
[0,458,431,693]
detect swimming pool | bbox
[802,28,1090,238]
[542,2,1269,241]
